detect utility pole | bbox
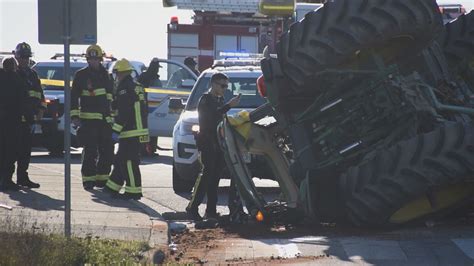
[63,0,72,238]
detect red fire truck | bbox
[165,0,323,71]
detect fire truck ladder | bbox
[163,0,260,13]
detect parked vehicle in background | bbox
[144,59,198,137]
[171,57,265,192]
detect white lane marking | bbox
[340,238,407,261]
[452,238,474,259]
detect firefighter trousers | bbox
[0,122,20,184]
[187,145,224,215]
[16,122,33,181]
[77,120,114,186]
[106,137,143,197]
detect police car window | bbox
[159,61,195,90]
[185,76,265,111]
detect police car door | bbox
[145,59,197,137]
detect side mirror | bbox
[168,97,185,110]
[181,79,195,89]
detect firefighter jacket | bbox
[111,75,149,142]
[0,69,31,124]
[71,65,113,123]
[16,66,46,123]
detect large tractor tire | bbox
[438,11,474,72]
[277,0,443,92]
[399,41,452,86]
[340,122,474,227]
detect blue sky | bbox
[1,0,473,63]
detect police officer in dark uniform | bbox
[71,44,114,190]
[0,57,31,191]
[14,42,44,189]
[186,72,240,221]
[105,59,149,200]
[137,57,162,87]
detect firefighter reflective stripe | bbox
[81,88,107,96]
[119,129,148,138]
[105,116,113,124]
[28,90,42,99]
[125,160,142,194]
[134,101,143,129]
[125,186,142,194]
[40,101,48,108]
[106,93,113,101]
[135,86,144,94]
[79,112,103,120]
[106,179,122,192]
[135,86,145,101]
[21,116,26,122]
[127,160,136,187]
[82,175,96,182]
[112,123,123,132]
[96,174,109,181]
[71,109,80,117]
[117,100,148,138]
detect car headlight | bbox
[179,121,199,135]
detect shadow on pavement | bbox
[88,190,146,212]
[5,189,64,211]
[140,154,172,166]
[162,211,189,221]
[30,154,82,164]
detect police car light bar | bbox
[219,51,263,58]
[212,59,261,68]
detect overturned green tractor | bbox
[218,0,474,227]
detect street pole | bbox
[63,0,72,238]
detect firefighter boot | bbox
[17,176,40,189]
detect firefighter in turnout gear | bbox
[0,57,32,191]
[71,44,114,190]
[105,59,148,200]
[13,42,44,189]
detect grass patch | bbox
[0,231,151,265]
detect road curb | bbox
[132,197,171,247]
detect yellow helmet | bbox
[86,44,103,58]
[113,58,134,73]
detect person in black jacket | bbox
[105,59,149,200]
[186,72,240,221]
[13,42,44,189]
[71,44,114,190]
[0,57,31,191]
[137,57,162,88]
